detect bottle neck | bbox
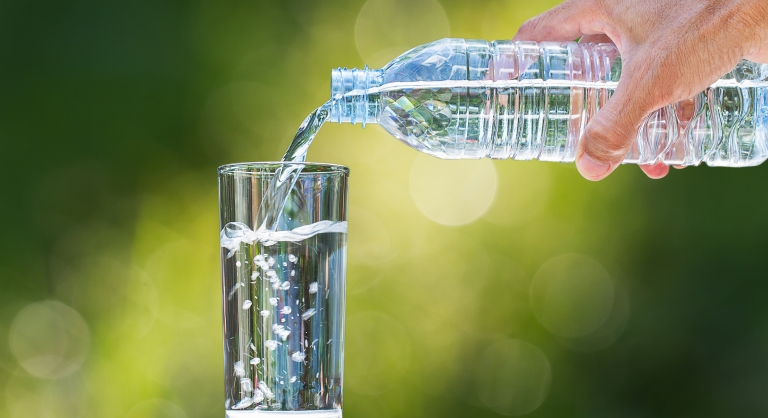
[330,67,383,127]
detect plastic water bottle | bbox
[329,38,768,167]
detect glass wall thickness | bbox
[219,163,349,418]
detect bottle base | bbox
[226,409,342,418]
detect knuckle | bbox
[518,19,538,34]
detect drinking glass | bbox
[219,162,348,418]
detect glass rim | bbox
[218,161,350,176]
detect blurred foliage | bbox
[3,0,768,417]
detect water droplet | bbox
[309,282,318,294]
[280,281,291,290]
[251,272,259,280]
[290,376,297,383]
[291,352,306,362]
[242,300,252,310]
[269,298,278,306]
[260,310,270,317]
[236,261,242,267]
[264,340,278,350]
[267,257,276,267]
[288,254,298,263]
[250,358,260,365]
[281,306,292,315]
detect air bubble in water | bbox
[260,310,270,317]
[301,308,316,320]
[281,306,292,315]
[309,282,318,294]
[269,298,278,306]
[272,281,280,290]
[252,389,264,403]
[264,340,278,350]
[234,361,246,377]
[251,272,259,280]
[291,270,296,276]
[236,261,242,267]
[266,269,277,278]
[258,381,274,399]
[240,378,253,393]
[232,397,254,410]
[290,376,297,383]
[280,281,291,290]
[242,300,252,310]
[291,352,306,362]
[268,257,275,267]
[271,325,291,340]
[288,254,297,263]
[250,358,260,365]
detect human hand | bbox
[513,0,768,180]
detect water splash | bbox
[221,220,348,256]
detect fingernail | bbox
[576,153,612,181]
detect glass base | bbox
[226,410,342,418]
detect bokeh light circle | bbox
[530,254,614,338]
[355,0,450,68]
[410,155,498,226]
[345,312,411,394]
[557,281,630,351]
[474,339,552,415]
[9,301,90,379]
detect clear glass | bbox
[219,162,349,418]
[330,38,768,167]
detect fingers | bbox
[640,162,670,179]
[579,34,613,45]
[512,1,606,42]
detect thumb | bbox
[576,80,656,181]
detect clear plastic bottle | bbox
[329,38,768,167]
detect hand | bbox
[513,0,768,180]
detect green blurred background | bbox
[3,0,768,417]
